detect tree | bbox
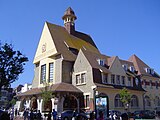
[41,83,53,111]
[0,43,28,91]
[119,88,131,111]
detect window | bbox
[156,81,159,89]
[115,94,123,107]
[130,66,135,72]
[121,76,125,85]
[116,75,120,85]
[131,95,139,107]
[155,96,160,107]
[150,80,152,89]
[122,64,128,71]
[40,64,46,84]
[102,73,108,84]
[111,74,115,84]
[128,77,131,86]
[97,59,105,66]
[81,73,86,84]
[49,63,54,82]
[144,79,146,88]
[76,74,80,84]
[145,96,151,107]
[85,95,90,108]
[76,73,86,85]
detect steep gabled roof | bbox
[46,22,99,61]
[128,54,160,78]
[80,49,110,73]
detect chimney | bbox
[62,7,77,34]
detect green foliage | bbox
[0,42,28,90]
[10,98,17,106]
[119,88,131,106]
[41,84,53,104]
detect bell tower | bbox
[62,7,77,34]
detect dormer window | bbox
[122,64,128,71]
[145,68,154,75]
[145,68,150,73]
[130,66,135,72]
[97,59,105,66]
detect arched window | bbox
[145,96,151,107]
[115,94,123,107]
[131,95,139,107]
[155,96,160,107]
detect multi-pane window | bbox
[128,77,131,86]
[155,96,160,107]
[76,73,86,85]
[116,75,120,85]
[81,73,86,84]
[121,76,125,85]
[102,73,108,84]
[76,74,80,84]
[131,95,139,107]
[115,94,123,107]
[150,80,152,89]
[40,64,46,84]
[156,81,159,89]
[86,95,90,108]
[111,74,115,84]
[143,79,146,88]
[49,63,54,82]
[145,96,151,107]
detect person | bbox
[121,113,128,120]
[37,110,42,120]
[29,109,34,120]
[90,111,96,120]
[156,111,160,120]
[10,108,14,120]
[47,111,52,120]
[113,113,117,120]
[15,108,18,117]
[52,109,57,120]
[23,109,29,120]
[97,111,104,120]
[0,112,10,120]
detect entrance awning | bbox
[17,82,82,97]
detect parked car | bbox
[109,110,122,120]
[133,110,155,119]
[60,110,88,120]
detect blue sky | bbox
[0,1,160,88]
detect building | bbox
[17,7,160,116]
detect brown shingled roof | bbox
[81,49,111,73]
[46,22,99,61]
[17,83,82,97]
[128,54,160,78]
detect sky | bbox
[0,0,160,88]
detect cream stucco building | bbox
[17,7,160,118]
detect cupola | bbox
[62,7,77,34]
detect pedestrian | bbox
[15,108,18,117]
[52,109,57,120]
[0,112,10,120]
[10,108,14,120]
[23,109,28,120]
[37,110,42,120]
[97,111,104,120]
[156,111,160,120]
[29,109,34,120]
[121,113,128,120]
[90,111,96,120]
[47,111,52,120]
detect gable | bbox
[109,56,126,75]
[33,22,58,63]
[74,50,91,72]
